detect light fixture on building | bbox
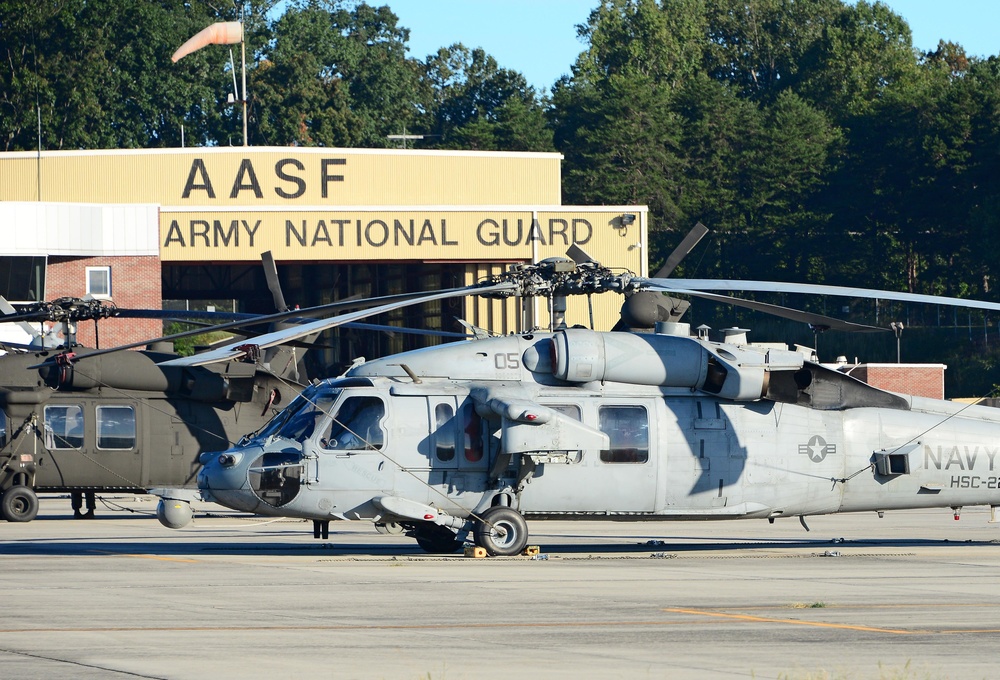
[614,213,636,236]
[890,321,904,363]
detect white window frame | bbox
[86,266,112,299]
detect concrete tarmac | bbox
[2,496,1000,679]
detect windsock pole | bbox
[172,21,247,146]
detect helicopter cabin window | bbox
[598,406,649,464]
[322,396,385,450]
[96,405,136,450]
[0,409,6,447]
[86,266,111,299]
[44,404,84,449]
[462,403,484,462]
[434,403,456,462]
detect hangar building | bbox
[0,148,647,373]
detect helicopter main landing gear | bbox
[1,485,39,522]
[473,506,529,557]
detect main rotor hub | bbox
[480,259,639,299]
[15,297,118,323]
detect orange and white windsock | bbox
[172,21,243,63]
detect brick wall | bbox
[46,256,162,348]
[851,364,946,400]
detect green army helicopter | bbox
[0,251,316,523]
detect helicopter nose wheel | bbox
[474,506,529,557]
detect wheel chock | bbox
[464,546,487,558]
[522,545,540,556]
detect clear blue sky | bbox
[382,0,1000,93]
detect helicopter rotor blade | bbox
[261,251,289,313]
[0,296,47,341]
[643,278,1000,314]
[337,322,467,339]
[125,313,468,341]
[39,285,497,365]
[644,286,887,333]
[653,222,709,279]
[566,243,596,265]
[157,282,516,368]
[115,308,260,323]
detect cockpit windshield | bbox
[273,389,340,443]
[251,393,310,442]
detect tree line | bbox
[4,0,1000,388]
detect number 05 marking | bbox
[494,352,520,370]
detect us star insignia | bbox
[798,435,837,463]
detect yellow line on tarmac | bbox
[663,607,913,635]
[89,550,198,564]
[703,603,998,611]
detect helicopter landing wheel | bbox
[412,523,463,554]
[1,486,39,523]
[474,506,528,557]
[374,521,404,535]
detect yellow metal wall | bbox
[0,147,647,333]
[0,147,562,207]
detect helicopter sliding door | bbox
[517,399,658,513]
[415,396,490,510]
[38,400,143,490]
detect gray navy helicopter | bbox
[148,229,1000,556]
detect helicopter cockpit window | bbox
[252,392,311,442]
[0,409,6,447]
[598,406,649,464]
[322,396,385,450]
[434,403,456,462]
[275,391,339,443]
[44,404,84,449]
[96,406,136,450]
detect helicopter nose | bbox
[198,450,250,492]
[197,448,265,514]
